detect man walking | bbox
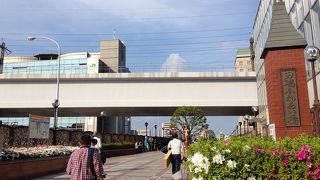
[67,134,105,180]
[167,132,185,175]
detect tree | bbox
[170,106,208,141]
[207,129,216,139]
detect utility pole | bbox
[0,40,11,74]
[249,37,255,71]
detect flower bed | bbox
[0,146,78,161]
[186,135,320,180]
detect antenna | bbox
[113,28,116,40]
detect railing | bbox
[3,62,237,74]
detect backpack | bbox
[87,148,98,180]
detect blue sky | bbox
[0,0,259,135]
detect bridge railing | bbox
[3,62,237,74]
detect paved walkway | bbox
[35,151,188,180]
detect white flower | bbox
[226,160,237,169]
[247,176,256,180]
[245,164,250,171]
[212,154,225,164]
[243,145,251,152]
[223,149,231,153]
[190,153,210,174]
[192,177,203,180]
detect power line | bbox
[3,32,251,43]
[0,27,251,36]
[6,39,248,48]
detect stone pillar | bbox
[264,48,313,137]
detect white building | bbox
[234,48,254,73]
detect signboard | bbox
[29,114,50,139]
[268,124,276,141]
[87,58,99,74]
[281,70,301,126]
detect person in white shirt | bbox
[167,132,185,174]
[93,136,102,149]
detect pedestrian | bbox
[91,138,101,154]
[144,136,149,151]
[167,132,185,175]
[93,136,102,149]
[66,134,105,180]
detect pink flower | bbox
[297,151,307,161]
[281,150,287,156]
[271,150,278,156]
[307,170,313,175]
[307,161,313,168]
[317,166,320,179]
[254,148,263,153]
[223,140,230,145]
[282,159,288,167]
[301,145,311,153]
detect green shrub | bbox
[186,135,320,180]
[101,142,134,151]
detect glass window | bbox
[312,1,320,47]
[297,0,304,25]
[304,14,314,45]
[303,0,310,17]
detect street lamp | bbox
[238,122,242,136]
[154,125,157,137]
[162,127,164,137]
[251,106,259,135]
[244,114,250,134]
[100,111,107,133]
[127,117,131,135]
[27,36,61,130]
[144,122,149,137]
[305,46,320,136]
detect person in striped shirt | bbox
[66,134,105,180]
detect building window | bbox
[304,14,313,45]
[239,69,244,72]
[239,61,243,66]
[312,1,320,47]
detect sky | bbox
[0,0,259,135]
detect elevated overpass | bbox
[0,72,258,117]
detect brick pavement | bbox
[35,151,188,180]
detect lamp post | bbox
[305,46,320,136]
[251,106,259,135]
[244,114,250,134]
[154,125,157,137]
[144,122,149,137]
[27,36,61,130]
[162,127,164,137]
[238,122,242,136]
[100,111,107,133]
[127,117,131,135]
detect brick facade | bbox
[264,48,313,138]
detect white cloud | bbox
[161,53,186,72]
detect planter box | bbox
[0,156,69,180]
[103,148,139,158]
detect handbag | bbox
[163,149,172,168]
[160,145,168,154]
